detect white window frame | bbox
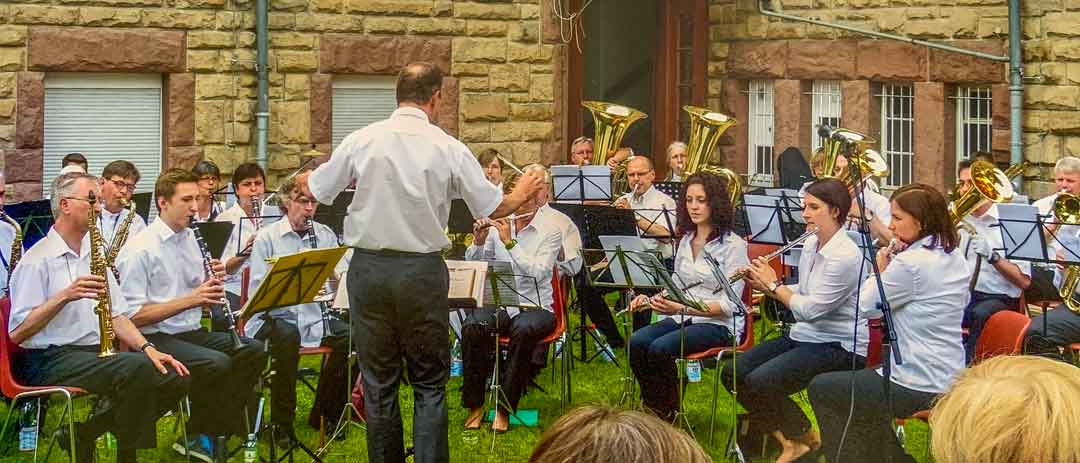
[747,80,774,187]
[810,80,842,153]
[954,86,992,165]
[879,84,915,188]
[331,75,397,149]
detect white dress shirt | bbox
[535,204,582,277]
[9,229,133,349]
[217,202,264,295]
[116,218,207,335]
[99,207,147,254]
[851,187,891,227]
[784,231,869,355]
[310,107,503,253]
[464,214,561,318]
[666,232,750,342]
[960,204,1031,298]
[618,185,677,259]
[245,218,347,347]
[1034,191,1058,216]
[0,220,16,294]
[859,236,969,394]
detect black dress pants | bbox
[16,346,190,452]
[460,308,555,412]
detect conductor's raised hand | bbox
[295,170,313,200]
[510,170,544,201]
[61,275,108,304]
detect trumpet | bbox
[728,227,817,283]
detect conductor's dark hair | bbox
[396,62,443,106]
[676,172,734,243]
[231,162,266,190]
[804,178,851,226]
[891,183,960,253]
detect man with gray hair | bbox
[8,172,190,462]
[1030,156,1080,302]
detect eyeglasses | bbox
[108,178,137,193]
[290,195,318,207]
[62,196,94,203]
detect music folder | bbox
[240,246,348,319]
[446,259,488,308]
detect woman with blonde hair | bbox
[664,141,687,181]
[527,405,711,463]
[930,355,1080,463]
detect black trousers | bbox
[574,272,623,346]
[460,308,555,412]
[1026,304,1080,354]
[808,369,936,463]
[145,329,266,436]
[629,318,732,420]
[307,317,356,429]
[962,291,1018,363]
[16,346,190,451]
[349,250,449,463]
[721,335,864,438]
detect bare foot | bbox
[464,408,484,430]
[775,429,819,463]
[492,410,509,433]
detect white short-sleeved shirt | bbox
[667,232,749,342]
[9,229,133,349]
[245,218,348,347]
[309,107,503,253]
[618,185,678,259]
[116,218,207,335]
[860,236,969,394]
[99,207,147,254]
[784,232,869,355]
[960,204,1031,298]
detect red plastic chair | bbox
[499,269,570,408]
[0,298,86,463]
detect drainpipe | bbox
[255,0,269,169]
[757,0,1024,189]
[1007,0,1023,189]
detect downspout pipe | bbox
[1008,0,1024,188]
[757,0,1024,188]
[255,0,269,169]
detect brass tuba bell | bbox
[582,101,647,196]
[681,105,741,205]
[1054,193,1080,314]
[812,127,884,190]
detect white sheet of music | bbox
[446,260,489,307]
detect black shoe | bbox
[55,425,94,463]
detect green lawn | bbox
[0,313,931,462]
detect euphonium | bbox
[681,105,741,205]
[0,210,22,288]
[813,127,883,190]
[1054,193,1080,314]
[949,160,1014,226]
[87,192,117,358]
[582,101,647,196]
[105,197,137,281]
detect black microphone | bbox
[817,125,834,140]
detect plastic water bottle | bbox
[450,340,463,377]
[686,360,702,383]
[18,401,38,452]
[243,433,257,463]
[104,432,116,450]
[594,340,615,362]
[553,333,566,359]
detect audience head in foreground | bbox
[930,355,1080,463]
[528,405,711,463]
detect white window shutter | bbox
[332,76,398,149]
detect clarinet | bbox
[190,222,244,350]
[305,218,335,331]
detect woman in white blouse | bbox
[808,183,968,463]
[627,172,749,421]
[726,178,868,463]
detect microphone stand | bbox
[828,127,903,462]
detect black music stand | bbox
[317,269,368,457]
[653,181,683,203]
[551,164,612,203]
[3,200,52,248]
[194,222,234,260]
[241,246,348,463]
[131,192,153,222]
[231,211,283,257]
[312,190,353,241]
[743,194,799,246]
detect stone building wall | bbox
[705,0,1078,195]
[0,0,566,201]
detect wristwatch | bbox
[767,280,782,293]
[503,239,518,250]
[139,341,156,352]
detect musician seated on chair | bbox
[569,137,593,166]
[9,171,190,463]
[804,151,893,243]
[245,172,352,449]
[117,168,266,461]
[218,162,268,317]
[1024,245,1080,359]
[192,160,225,223]
[627,172,748,422]
[725,178,868,463]
[956,159,1032,363]
[1029,156,1080,302]
[98,160,147,248]
[461,192,560,433]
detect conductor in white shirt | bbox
[296,62,543,463]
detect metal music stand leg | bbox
[670,315,695,439]
[616,291,638,408]
[316,312,366,457]
[486,306,530,451]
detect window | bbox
[810,80,842,153]
[43,73,162,198]
[331,76,398,148]
[955,86,992,163]
[747,80,774,186]
[879,84,914,188]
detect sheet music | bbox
[551,164,612,201]
[483,260,527,308]
[744,194,785,244]
[446,260,488,307]
[598,236,662,288]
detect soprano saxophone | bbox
[105,198,137,282]
[87,192,117,358]
[0,210,23,288]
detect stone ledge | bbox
[320,35,451,74]
[28,27,184,73]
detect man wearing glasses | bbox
[99,160,146,250]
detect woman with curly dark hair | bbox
[627,172,750,421]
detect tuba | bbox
[582,101,647,197]
[681,105,741,205]
[1054,193,1080,314]
[0,211,22,289]
[949,160,1014,226]
[87,192,117,358]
